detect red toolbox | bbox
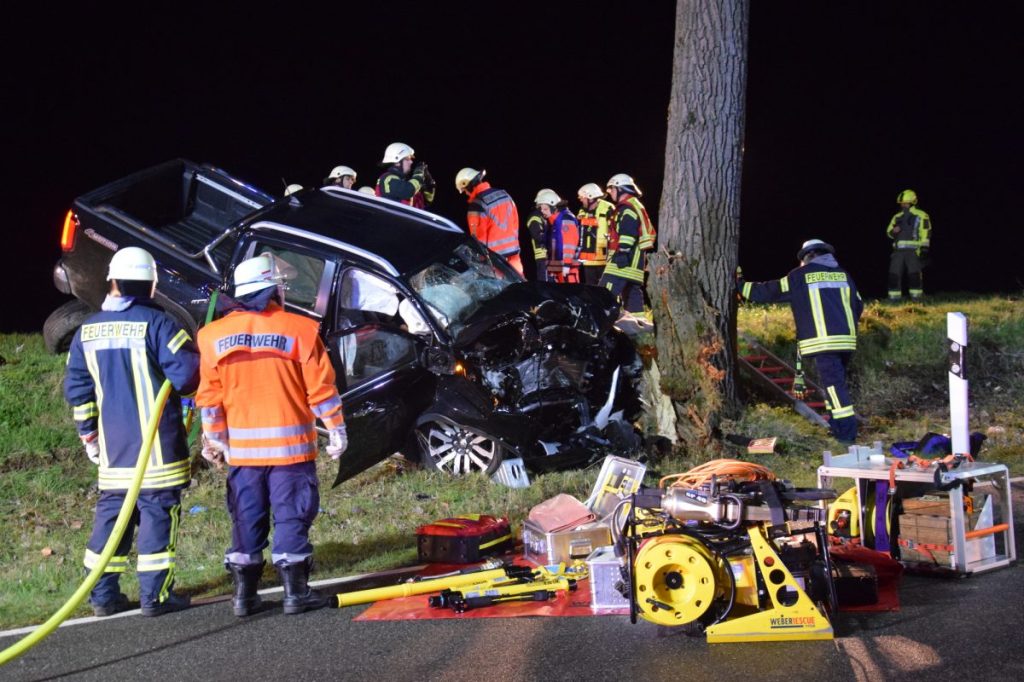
[416,515,514,563]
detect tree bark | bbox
[652,0,749,456]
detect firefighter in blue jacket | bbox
[64,247,200,617]
[738,239,863,443]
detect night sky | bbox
[5,2,1020,333]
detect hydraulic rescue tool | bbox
[615,460,839,643]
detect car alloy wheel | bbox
[417,419,503,476]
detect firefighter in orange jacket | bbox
[197,254,347,617]
[535,188,581,283]
[455,167,523,275]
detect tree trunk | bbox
[652,0,749,457]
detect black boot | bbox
[227,562,264,617]
[275,559,328,615]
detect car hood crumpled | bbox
[451,281,621,348]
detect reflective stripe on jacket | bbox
[547,209,581,266]
[196,302,344,467]
[64,300,200,490]
[376,167,433,208]
[526,209,548,259]
[577,198,614,265]
[886,206,931,250]
[739,255,863,356]
[466,182,520,256]
[603,196,646,283]
[627,196,657,252]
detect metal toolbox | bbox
[586,545,629,609]
[522,519,612,565]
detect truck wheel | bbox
[415,419,504,477]
[43,300,93,354]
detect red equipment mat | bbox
[351,557,628,621]
[353,577,628,621]
[832,544,903,612]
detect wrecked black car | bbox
[45,160,643,485]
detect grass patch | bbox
[1,293,1021,628]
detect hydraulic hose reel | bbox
[632,533,732,628]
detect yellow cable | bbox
[0,380,172,667]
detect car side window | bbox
[336,326,418,388]
[249,243,327,315]
[337,268,430,337]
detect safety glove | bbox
[792,372,807,400]
[326,425,348,460]
[81,431,100,465]
[200,434,229,470]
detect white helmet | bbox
[107,246,158,283]
[606,173,642,196]
[284,183,304,196]
[455,167,485,194]
[358,186,377,196]
[234,254,282,298]
[577,182,605,201]
[534,188,562,207]
[327,165,357,183]
[382,142,415,164]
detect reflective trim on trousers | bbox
[84,549,129,573]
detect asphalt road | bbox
[3,484,1022,682]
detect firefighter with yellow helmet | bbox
[886,189,931,300]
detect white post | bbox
[947,312,970,455]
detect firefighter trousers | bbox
[84,489,182,608]
[888,249,923,299]
[224,461,320,567]
[600,273,645,313]
[813,351,857,443]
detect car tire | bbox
[415,419,505,477]
[43,300,93,354]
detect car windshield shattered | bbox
[408,242,518,336]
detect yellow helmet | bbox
[455,167,485,194]
[897,189,918,205]
[606,173,642,196]
[534,188,561,207]
[577,183,605,201]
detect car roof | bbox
[250,186,469,277]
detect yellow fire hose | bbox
[0,380,172,667]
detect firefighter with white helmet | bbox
[456,167,523,275]
[196,254,347,617]
[738,239,863,444]
[576,183,615,286]
[599,173,656,313]
[64,246,200,617]
[886,189,932,300]
[535,189,581,284]
[284,184,304,197]
[324,165,357,189]
[376,142,434,208]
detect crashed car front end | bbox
[410,254,643,474]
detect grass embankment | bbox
[1,293,1021,628]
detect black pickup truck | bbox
[47,159,642,485]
